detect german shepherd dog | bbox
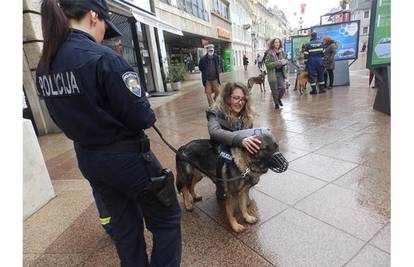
[247,70,267,93]
[176,131,280,233]
[297,71,308,95]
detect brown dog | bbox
[297,71,308,95]
[247,70,267,93]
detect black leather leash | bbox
[152,125,252,183]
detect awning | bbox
[111,0,183,36]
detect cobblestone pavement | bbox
[24,61,390,266]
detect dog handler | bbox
[304,32,326,94]
[36,1,181,266]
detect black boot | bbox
[310,85,317,94]
[319,84,326,93]
[215,183,226,201]
[278,99,283,106]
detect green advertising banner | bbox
[291,35,310,63]
[368,0,391,68]
[223,47,233,72]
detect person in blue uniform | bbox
[36,1,181,266]
[303,32,326,94]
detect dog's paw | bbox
[193,195,203,202]
[231,223,246,233]
[184,203,194,212]
[244,215,258,224]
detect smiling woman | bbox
[206,82,261,199]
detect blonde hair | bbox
[214,82,254,128]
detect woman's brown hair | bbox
[40,0,88,72]
[322,35,332,45]
[214,82,255,128]
[268,37,283,50]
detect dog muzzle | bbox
[267,152,289,173]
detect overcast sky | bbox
[266,0,341,29]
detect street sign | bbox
[367,0,391,68]
[290,35,310,63]
[311,21,360,61]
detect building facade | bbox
[250,0,290,59]
[155,0,232,74]
[230,0,253,68]
[349,0,372,51]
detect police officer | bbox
[36,1,181,266]
[304,32,326,94]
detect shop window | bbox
[211,0,228,20]
[103,12,156,93]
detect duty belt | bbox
[81,137,150,153]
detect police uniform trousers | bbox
[92,187,115,237]
[74,143,182,267]
[307,58,326,89]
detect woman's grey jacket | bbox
[324,42,337,70]
[206,106,252,147]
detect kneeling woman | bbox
[206,82,262,199]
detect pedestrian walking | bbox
[199,44,221,106]
[36,1,181,266]
[243,54,249,71]
[323,36,338,89]
[361,42,367,52]
[264,38,288,109]
[304,32,326,94]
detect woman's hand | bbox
[242,136,262,154]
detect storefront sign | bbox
[367,0,391,68]
[311,21,360,61]
[217,27,230,39]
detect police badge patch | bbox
[122,71,142,97]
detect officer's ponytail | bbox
[40,0,88,72]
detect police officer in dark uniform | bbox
[36,1,181,266]
[304,32,326,94]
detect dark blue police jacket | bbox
[198,54,221,87]
[304,38,325,62]
[36,29,155,146]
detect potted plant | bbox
[167,63,186,90]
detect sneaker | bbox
[310,90,317,95]
[319,89,326,94]
[278,99,283,106]
[327,86,333,89]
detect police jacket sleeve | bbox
[97,55,156,131]
[206,108,243,147]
